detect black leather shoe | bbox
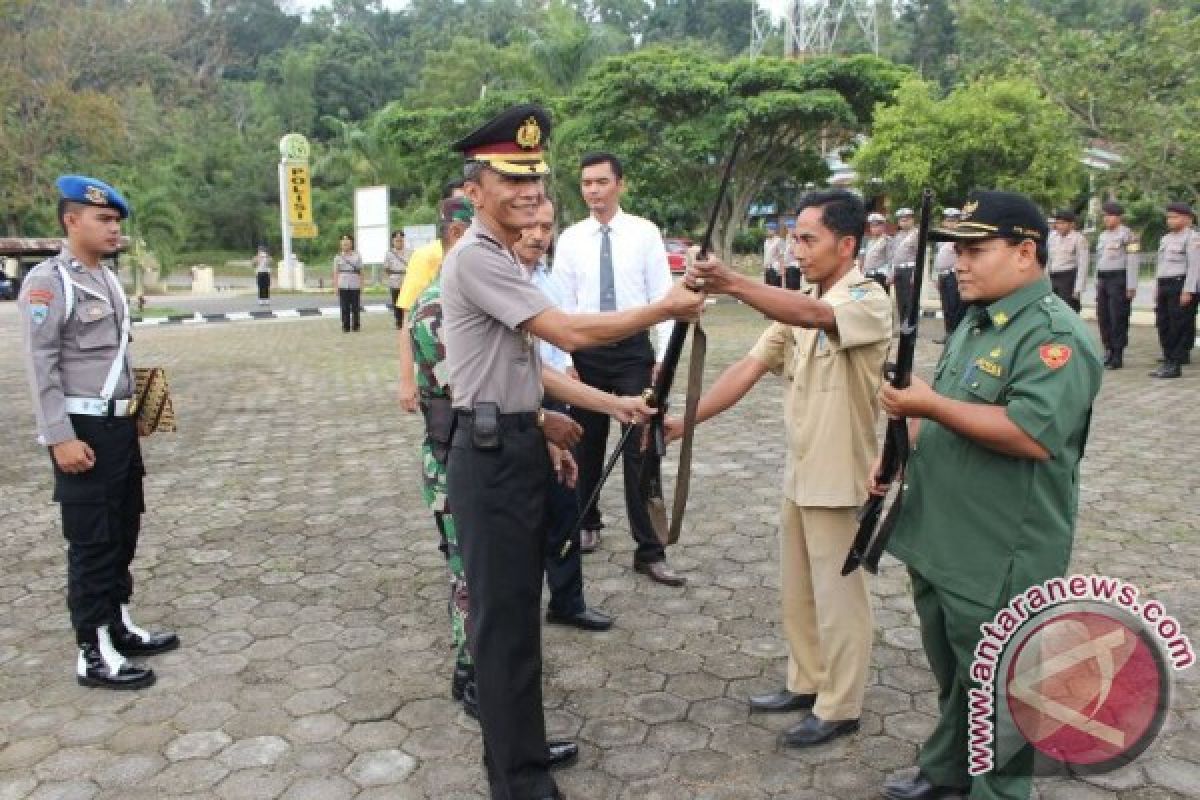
[1150,362,1181,378]
[1106,351,1123,370]
[883,769,966,800]
[779,715,859,747]
[748,689,816,713]
[111,623,179,657]
[1102,349,1113,367]
[461,680,479,719]
[451,662,473,701]
[76,643,156,690]
[634,559,686,587]
[546,607,613,632]
[546,740,578,769]
[580,528,599,553]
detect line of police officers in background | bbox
[767,199,1200,377]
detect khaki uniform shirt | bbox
[933,242,957,275]
[1047,230,1089,294]
[860,234,894,277]
[384,248,409,289]
[1156,229,1200,293]
[442,219,553,413]
[749,268,893,507]
[1095,225,1140,284]
[887,277,1103,606]
[18,246,135,445]
[892,228,919,267]
[333,252,363,289]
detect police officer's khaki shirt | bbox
[1095,225,1140,284]
[749,268,892,507]
[1156,229,1200,293]
[933,242,957,275]
[384,248,409,290]
[18,246,134,445]
[892,228,919,266]
[333,252,363,290]
[442,219,553,413]
[1047,230,1089,294]
[860,235,893,276]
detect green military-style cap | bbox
[930,190,1046,244]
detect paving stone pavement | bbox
[0,301,1196,800]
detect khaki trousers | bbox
[780,501,872,720]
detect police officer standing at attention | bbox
[253,244,272,307]
[1150,201,1200,379]
[859,211,893,293]
[873,191,1102,800]
[763,220,784,287]
[333,233,364,332]
[384,230,410,328]
[17,176,178,690]
[1046,209,1089,312]
[932,207,963,343]
[891,207,919,318]
[441,104,703,800]
[1092,201,1140,369]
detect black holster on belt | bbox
[420,395,455,462]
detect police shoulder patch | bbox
[849,287,868,301]
[28,288,54,305]
[30,304,49,325]
[1039,343,1072,369]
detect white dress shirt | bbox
[531,260,572,373]
[554,208,673,362]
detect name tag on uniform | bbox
[81,300,112,321]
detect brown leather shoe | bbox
[580,528,599,553]
[634,559,686,587]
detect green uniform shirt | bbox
[887,276,1103,607]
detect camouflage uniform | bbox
[409,278,470,668]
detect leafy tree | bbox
[851,77,1083,210]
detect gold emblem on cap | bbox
[516,117,542,150]
[84,185,107,205]
[961,200,979,219]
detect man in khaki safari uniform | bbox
[672,189,892,747]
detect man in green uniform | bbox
[408,196,478,715]
[873,191,1103,800]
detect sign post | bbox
[354,186,390,287]
[278,133,316,289]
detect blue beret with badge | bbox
[55,175,130,219]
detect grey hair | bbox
[463,161,487,183]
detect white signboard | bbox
[403,224,438,251]
[354,186,391,265]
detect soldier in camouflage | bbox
[406,196,478,716]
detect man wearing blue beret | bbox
[17,175,178,690]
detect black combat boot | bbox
[77,626,156,690]
[111,605,179,656]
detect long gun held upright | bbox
[841,188,935,576]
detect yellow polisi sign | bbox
[285,163,318,239]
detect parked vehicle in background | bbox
[665,237,692,275]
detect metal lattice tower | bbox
[779,0,880,57]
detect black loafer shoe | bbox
[779,714,859,747]
[883,769,966,800]
[546,607,613,632]
[633,559,686,587]
[546,740,578,769]
[748,689,816,713]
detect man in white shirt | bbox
[763,221,784,286]
[553,152,684,586]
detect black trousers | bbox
[1156,276,1197,364]
[338,288,361,331]
[256,271,270,300]
[571,333,664,565]
[936,272,964,333]
[1095,272,1131,352]
[449,417,556,800]
[784,266,802,290]
[388,288,404,327]
[1049,269,1081,312]
[893,266,915,318]
[52,415,144,640]
[542,401,584,617]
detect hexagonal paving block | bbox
[344,749,417,786]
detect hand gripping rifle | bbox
[562,132,745,559]
[841,188,934,576]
